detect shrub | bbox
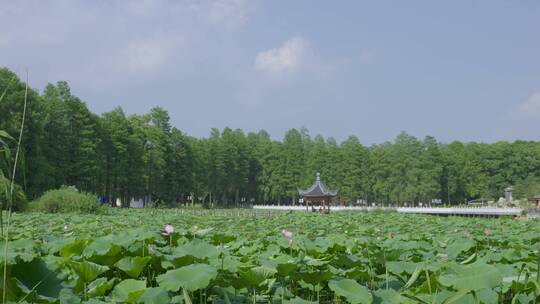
[28,185,100,213]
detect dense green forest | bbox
[1,67,540,207]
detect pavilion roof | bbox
[298,173,338,197]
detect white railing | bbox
[252,205,522,216]
[253,205,394,212]
[396,207,522,216]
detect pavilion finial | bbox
[316,172,320,181]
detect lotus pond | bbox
[2,209,540,303]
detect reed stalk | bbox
[2,69,28,304]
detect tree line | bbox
[1,67,540,207]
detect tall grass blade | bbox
[9,70,28,209]
[2,69,28,304]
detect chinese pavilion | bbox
[298,173,338,212]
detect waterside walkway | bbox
[253,205,523,217]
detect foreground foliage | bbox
[1,209,540,303]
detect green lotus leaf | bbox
[11,258,63,299]
[274,255,296,276]
[297,280,323,292]
[240,265,277,287]
[237,245,259,255]
[211,233,237,244]
[445,239,475,258]
[173,240,219,260]
[59,239,86,258]
[192,227,214,237]
[474,288,498,304]
[294,270,332,285]
[0,239,37,264]
[386,261,419,275]
[115,256,151,278]
[111,279,146,303]
[112,230,155,250]
[139,287,170,304]
[438,262,502,291]
[440,289,475,304]
[304,256,330,266]
[83,236,122,258]
[49,238,85,257]
[156,263,217,292]
[414,289,472,304]
[209,255,244,272]
[161,253,194,269]
[58,288,82,304]
[259,244,281,258]
[87,277,117,297]
[373,289,411,304]
[328,279,372,304]
[74,260,109,283]
[511,293,535,304]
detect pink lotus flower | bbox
[281,229,293,239]
[161,224,175,236]
[484,228,492,236]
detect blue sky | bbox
[2,0,539,144]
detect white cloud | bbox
[189,0,252,30]
[122,35,175,71]
[0,0,253,88]
[517,93,540,118]
[254,37,312,75]
[80,32,183,89]
[493,93,540,141]
[0,1,94,48]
